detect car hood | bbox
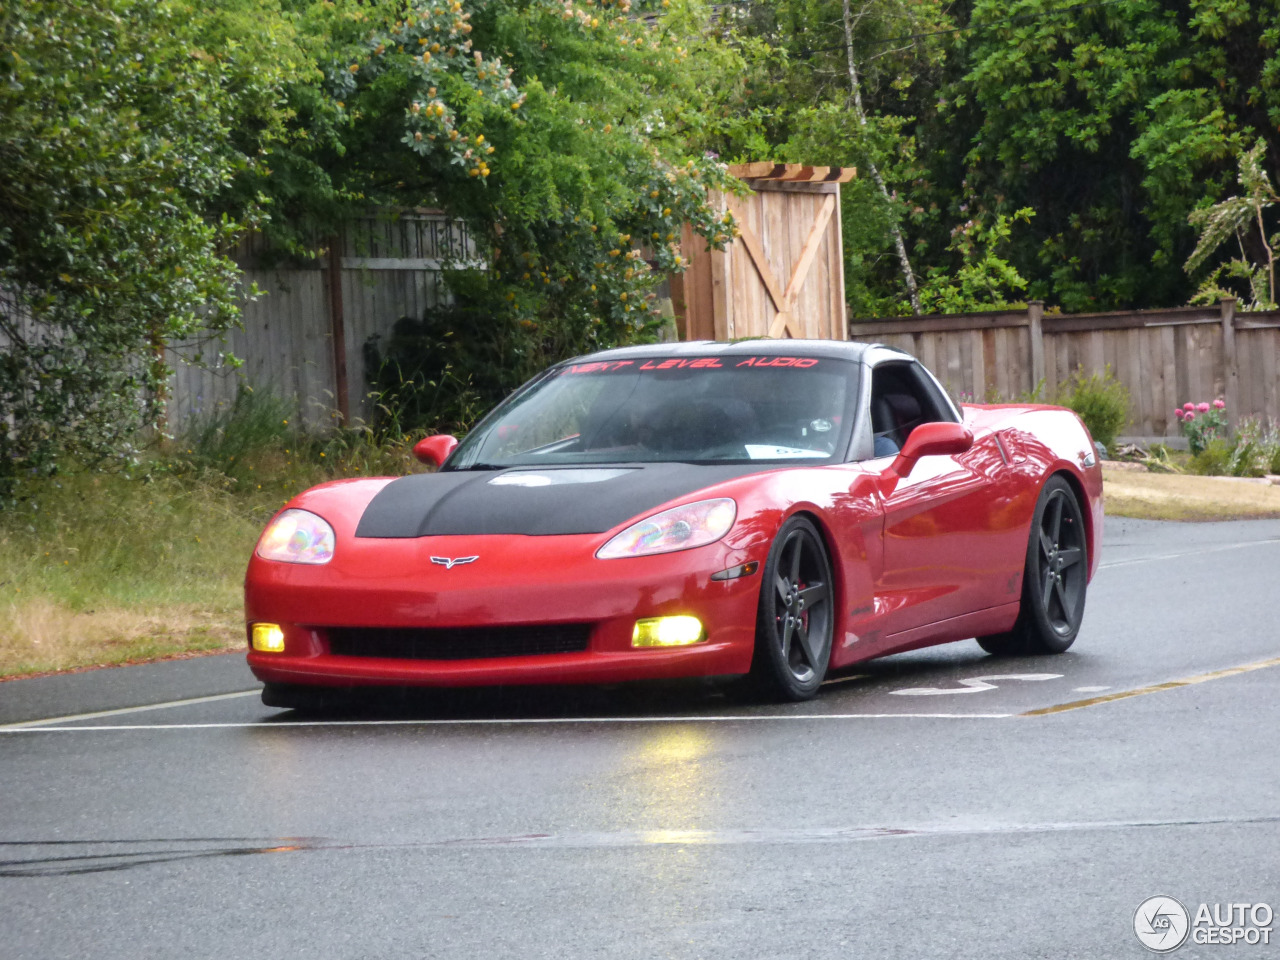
[354,462,776,538]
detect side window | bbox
[868,361,956,457]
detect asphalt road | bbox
[2,516,1279,959]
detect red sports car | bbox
[245,340,1102,706]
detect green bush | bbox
[1189,438,1234,476]
[1055,366,1130,452]
[1228,417,1280,477]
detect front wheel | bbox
[748,515,835,701]
[978,475,1088,656]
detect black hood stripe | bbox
[354,463,779,538]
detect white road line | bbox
[0,689,263,730]
[1099,538,1280,569]
[0,712,1014,732]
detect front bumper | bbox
[244,533,762,688]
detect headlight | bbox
[256,509,335,564]
[597,498,736,559]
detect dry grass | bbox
[0,599,242,679]
[1103,465,1280,521]
[0,390,426,679]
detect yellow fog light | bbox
[632,616,704,648]
[251,622,286,653]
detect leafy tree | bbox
[917,208,1035,313]
[300,0,745,427]
[0,0,315,493]
[949,0,1280,311]
[1186,140,1280,308]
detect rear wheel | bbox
[748,516,835,701]
[978,475,1088,656]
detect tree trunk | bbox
[841,0,922,316]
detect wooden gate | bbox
[672,163,855,341]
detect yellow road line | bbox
[1022,656,1280,716]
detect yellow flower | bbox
[422,51,432,62]
[620,292,628,301]
[650,190,660,198]
[348,63,359,73]
[662,206,670,216]
[486,145,495,154]
[608,249,620,256]
[475,134,484,143]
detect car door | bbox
[865,361,1020,638]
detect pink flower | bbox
[1184,402,1195,411]
[1213,399,1226,409]
[1183,410,1196,421]
[1174,409,1184,420]
[1197,402,1210,412]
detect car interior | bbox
[868,362,956,456]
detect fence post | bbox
[1219,296,1239,427]
[325,234,350,424]
[1027,300,1046,394]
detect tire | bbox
[978,475,1088,656]
[748,515,836,701]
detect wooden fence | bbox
[848,300,1280,439]
[167,212,473,430]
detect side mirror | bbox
[898,421,974,463]
[879,422,973,493]
[413,434,458,468]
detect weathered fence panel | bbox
[849,301,1280,439]
[166,212,472,432]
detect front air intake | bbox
[326,624,593,661]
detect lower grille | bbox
[326,624,593,661]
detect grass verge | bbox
[1103,465,1280,521]
[1,390,425,679]
[0,471,265,678]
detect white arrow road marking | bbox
[889,674,1063,696]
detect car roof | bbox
[559,339,906,366]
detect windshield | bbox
[448,354,859,468]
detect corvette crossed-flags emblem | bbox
[430,556,479,569]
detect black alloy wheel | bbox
[750,515,835,701]
[978,475,1088,656]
